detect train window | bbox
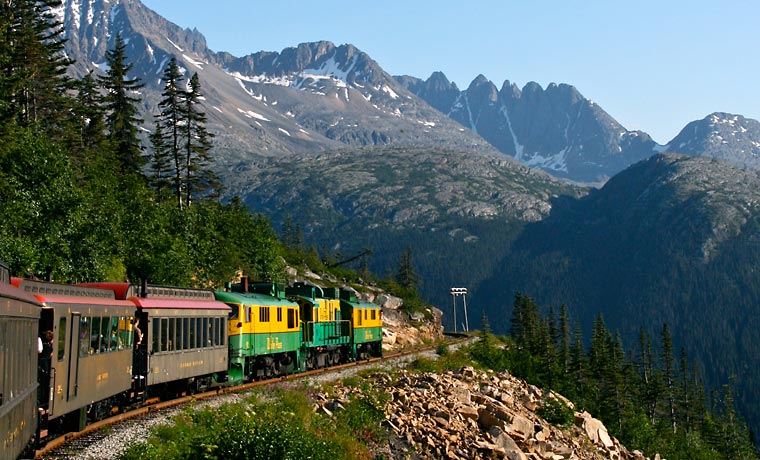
[79,317,90,357]
[120,317,133,350]
[57,317,66,361]
[176,318,183,350]
[277,307,283,322]
[160,318,168,352]
[203,318,209,347]
[168,318,176,351]
[195,318,202,348]
[246,307,251,323]
[90,317,102,354]
[357,312,362,326]
[371,310,376,320]
[107,317,117,351]
[183,318,190,349]
[152,318,160,353]
[364,310,368,321]
[228,304,239,320]
[259,307,270,323]
[287,309,296,329]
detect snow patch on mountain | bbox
[71,0,81,29]
[166,37,183,52]
[182,54,204,70]
[525,149,568,173]
[236,108,270,122]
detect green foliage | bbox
[120,383,379,460]
[495,293,758,459]
[537,396,574,428]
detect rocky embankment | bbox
[316,367,659,460]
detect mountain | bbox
[473,152,760,434]
[56,0,498,166]
[397,72,662,183]
[665,112,760,169]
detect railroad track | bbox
[35,335,471,459]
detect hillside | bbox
[474,153,760,433]
[221,146,583,309]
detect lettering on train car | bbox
[267,336,283,350]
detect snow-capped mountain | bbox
[56,0,498,167]
[665,112,760,169]
[55,0,760,184]
[397,72,661,183]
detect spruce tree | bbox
[661,323,676,433]
[395,245,420,291]
[147,122,171,202]
[154,57,184,208]
[182,72,219,206]
[0,0,73,136]
[99,33,144,175]
[71,71,107,167]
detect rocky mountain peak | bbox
[666,112,760,169]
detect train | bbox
[0,264,383,460]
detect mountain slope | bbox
[222,145,582,311]
[397,73,662,183]
[474,152,760,434]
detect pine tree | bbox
[560,305,571,374]
[182,72,219,206]
[661,323,676,433]
[147,122,171,202]
[154,57,184,208]
[99,33,144,175]
[71,71,107,167]
[0,0,73,136]
[395,245,420,291]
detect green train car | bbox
[215,283,302,383]
[285,283,351,370]
[339,291,383,360]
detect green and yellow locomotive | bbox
[215,281,302,383]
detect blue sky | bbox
[141,0,760,144]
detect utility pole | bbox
[450,287,468,332]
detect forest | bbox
[471,293,757,459]
[0,1,285,286]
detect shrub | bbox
[537,395,574,428]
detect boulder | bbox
[376,293,403,309]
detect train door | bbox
[38,307,54,410]
[66,313,81,401]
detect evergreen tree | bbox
[71,70,107,168]
[0,0,73,136]
[99,33,144,175]
[395,245,420,291]
[147,122,171,202]
[182,72,219,205]
[559,305,571,374]
[661,323,677,433]
[154,57,184,208]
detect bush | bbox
[537,395,574,428]
[120,392,367,460]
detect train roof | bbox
[215,290,299,307]
[1,278,43,306]
[13,278,134,307]
[79,282,216,301]
[340,298,380,309]
[129,296,230,311]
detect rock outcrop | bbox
[316,366,659,460]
